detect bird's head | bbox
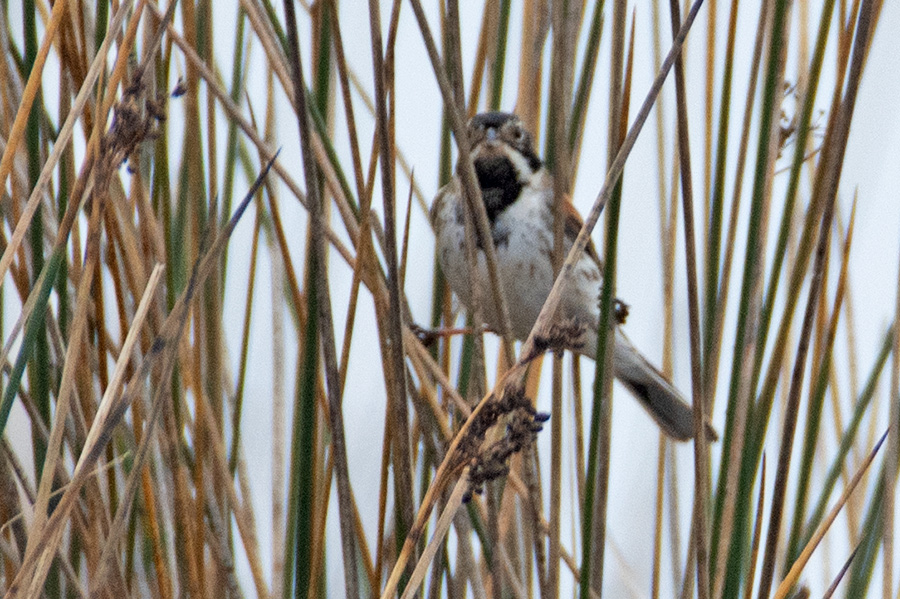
[465,112,543,220]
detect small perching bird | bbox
[431,111,712,441]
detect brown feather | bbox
[561,196,603,267]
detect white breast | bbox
[434,180,580,341]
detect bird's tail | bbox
[610,330,716,441]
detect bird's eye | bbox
[513,126,525,140]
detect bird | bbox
[431,111,709,441]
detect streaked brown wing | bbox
[562,197,602,267]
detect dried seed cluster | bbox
[98,71,168,181]
[455,386,549,503]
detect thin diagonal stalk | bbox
[0,0,67,225]
[755,152,836,599]
[741,457,766,599]
[774,429,888,599]
[228,213,261,474]
[665,1,709,597]
[784,202,854,567]
[802,326,892,544]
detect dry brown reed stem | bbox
[548,0,581,593]
[239,0,292,106]
[147,0,356,263]
[250,74,284,599]
[378,358,539,599]
[25,185,103,554]
[496,542,531,599]
[244,104,313,362]
[399,179,415,297]
[0,447,25,562]
[0,468,97,598]
[465,3,491,116]
[306,48,431,213]
[822,544,860,599]
[741,458,767,599]
[25,261,162,599]
[516,0,548,133]
[0,0,166,405]
[381,330,557,596]
[404,330,471,417]
[27,0,147,555]
[774,429,888,599]
[570,359,586,506]
[373,404,393,592]
[789,201,855,558]
[327,0,366,201]
[240,0,402,260]
[654,2,679,588]
[185,386,270,599]
[331,60,433,211]
[701,0,716,212]
[202,474,244,599]
[133,401,173,599]
[519,446,545,596]
[652,433,666,599]
[398,477,470,599]
[334,139,379,402]
[0,0,67,207]
[495,455,523,587]
[3,153,276,599]
[366,0,418,575]
[0,0,135,297]
[78,264,165,592]
[403,351,462,442]
[832,208,860,417]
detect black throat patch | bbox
[474,154,522,222]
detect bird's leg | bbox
[409,323,484,348]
